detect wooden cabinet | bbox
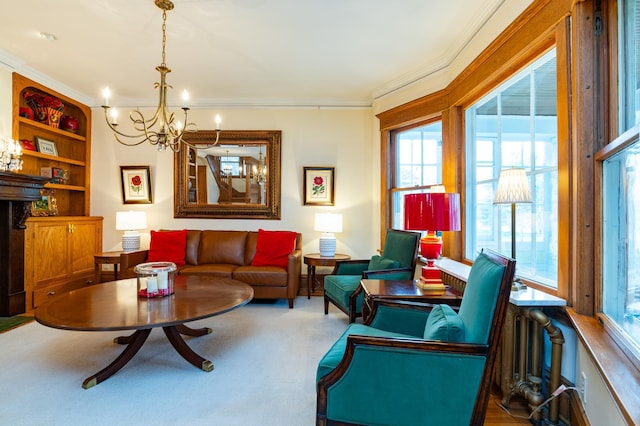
[12,73,91,216]
[24,216,103,310]
[11,73,102,312]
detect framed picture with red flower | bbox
[120,165,152,204]
[303,166,335,206]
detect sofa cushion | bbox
[233,265,288,286]
[423,304,465,342]
[251,229,297,268]
[323,275,364,312]
[368,255,400,271]
[179,264,235,278]
[198,231,248,266]
[147,230,188,266]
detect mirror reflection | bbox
[187,144,268,205]
[174,130,281,219]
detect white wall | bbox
[90,106,380,259]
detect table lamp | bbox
[404,191,460,289]
[314,213,343,257]
[493,168,532,290]
[115,211,147,252]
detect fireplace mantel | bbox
[0,172,49,316]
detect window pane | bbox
[465,49,558,287]
[619,0,640,131]
[602,138,640,346]
[391,121,443,228]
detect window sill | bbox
[566,308,640,425]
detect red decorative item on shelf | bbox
[20,139,36,151]
[60,115,79,133]
[23,91,64,128]
[19,106,34,120]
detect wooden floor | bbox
[486,392,533,425]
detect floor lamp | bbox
[493,168,532,290]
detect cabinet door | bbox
[70,220,100,278]
[29,221,70,286]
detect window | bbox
[598,0,640,360]
[465,50,558,286]
[390,121,443,229]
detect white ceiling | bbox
[0,0,532,109]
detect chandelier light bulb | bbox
[103,87,110,107]
[215,114,221,130]
[182,90,189,108]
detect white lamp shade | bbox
[314,213,343,233]
[493,168,533,204]
[116,211,147,252]
[115,211,147,231]
[314,213,342,257]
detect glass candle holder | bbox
[134,262,177,298]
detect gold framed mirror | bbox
[174,130,281,219]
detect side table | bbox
[303,253,350,299]
[94,251,123,283]
[360,279,463,322]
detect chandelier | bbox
[101,0,220,152]
[251,147,267,184]
[0,136,23,172]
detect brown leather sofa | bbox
[119,230,302,308]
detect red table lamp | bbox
[404,192,461,289]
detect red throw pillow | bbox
[147,230,188,266]
[251,229,297,268]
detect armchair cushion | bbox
[323,275,363,312]
[316,324,417,381]
[146,230,188,266]
[423,304,465,341]
[251,229,298,268]
[368,255,400,270]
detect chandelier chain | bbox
[161,9,167,67]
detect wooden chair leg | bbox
[324,296,329,314]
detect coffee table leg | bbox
[163,325,214,372]
[176,323,212,336]
[82,328,151,389]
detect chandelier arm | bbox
[103,107,164,146]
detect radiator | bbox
[499,303,566,424]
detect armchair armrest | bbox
[362,266,412,279]
[331,259,369,275]
[119,250,149,279]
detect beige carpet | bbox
[0,296,348,425]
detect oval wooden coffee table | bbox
[35,275,254,389]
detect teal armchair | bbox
[323,229,420,323]
[316,249,516,426]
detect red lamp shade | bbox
[404,192,461,260]
[404,193,461,232]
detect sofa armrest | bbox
[119,250,149,279]
[286,248,302,298]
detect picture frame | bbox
[35,136,58,156]
[30,189,58,217]
[303,166,335,206]
[120,165,153,204]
